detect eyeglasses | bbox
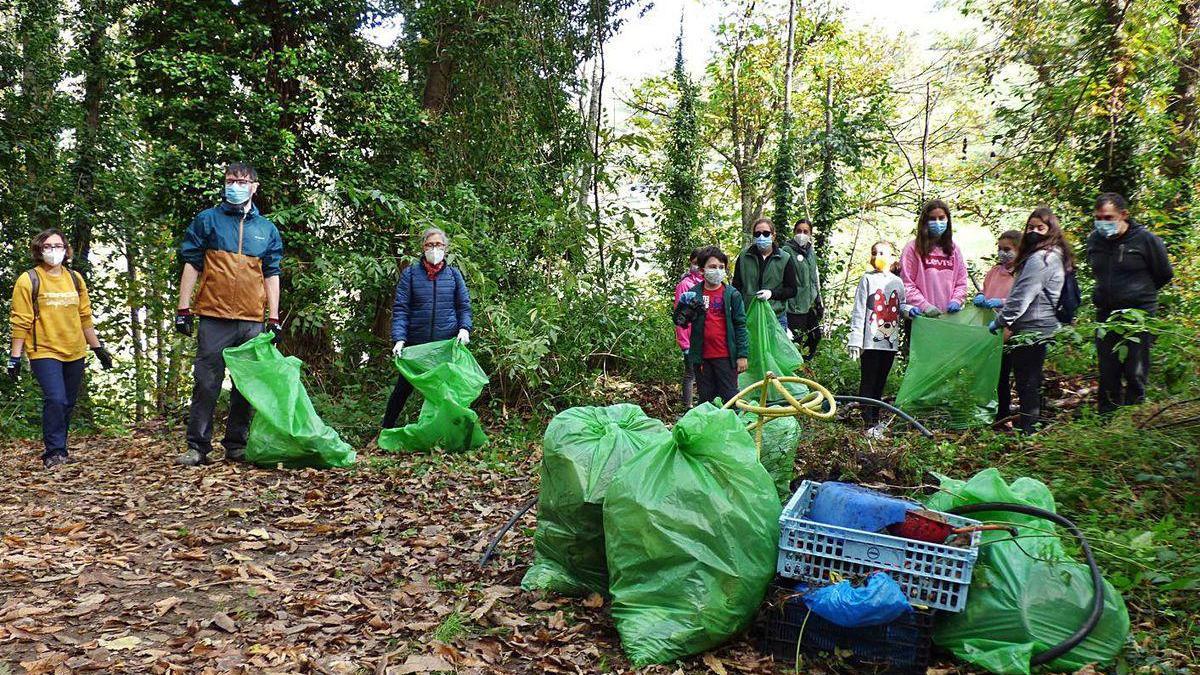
[753,231,773,238]
[225,179,255,186]
[41,244,66,251]
[423,242,446,250]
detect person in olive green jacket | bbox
[781,218,823,359]
[732,217,798,332]
[672,246,749,406]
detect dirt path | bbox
[0,424,778,674]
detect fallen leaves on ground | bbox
[0,421,789,674]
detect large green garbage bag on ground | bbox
[740,413,801,500]
[923,469,1130,674]
[521,405,672,596]
[378,339,488,453]
[603,403,782,666]
[895,307,1001,428]
[223,334,356,468]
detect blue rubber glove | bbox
[679,291,698,305]
[908,307,920,319]
[947,301,962,313]
[988,319,1000,334]
[973,293,987,307]
[986,298,1004,309]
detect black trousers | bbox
[997,351,1014,421]
[186,317,261,455]
[382,373,416,429]
[858,350,896,425]
[1009,342,1048,434]
[696,357,737,406]
[787,310,822,359]
[1096,331,1151,414]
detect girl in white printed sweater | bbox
[847,241,910,432]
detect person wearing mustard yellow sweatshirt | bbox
[8,229,113,469]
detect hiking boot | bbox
[224,447,246,463]
[175,449,211,466]
[43,454,68,470]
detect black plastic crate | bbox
[757,584,934,674]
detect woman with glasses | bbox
[8,229,113,469]
[383,227,474,430]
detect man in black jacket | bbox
[1087,192,1174,414]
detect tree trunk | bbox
[1097,0,1136,196]
[1165,0,1200,233]
[124,224,146,422]
[70,0,111,273]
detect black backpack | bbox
[1049,268,1082,325]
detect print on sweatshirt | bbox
[848,271,908,352]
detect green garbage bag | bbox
[739,298,808,402]
[603,403,782,666]
[923,469,1130,674]
[895,307,1001,428]
[740,412,801,500]
[222,334,356,469]
[521,405,672,596]
[378,339,488,453]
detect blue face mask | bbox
[1094,219,1119,238]
[927,219,948,237]
[754,234,773,251]
[225,183,252,205]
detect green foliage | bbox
[656,35,702,293]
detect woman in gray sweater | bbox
[989,207,1073,434]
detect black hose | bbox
[478,496,538,567]
[834,395,934,438]
[948,502,1105,667]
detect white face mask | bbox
[794,233,812,247]
[703,268,725,285]
[424,247,446,265]
[43,249,66,267]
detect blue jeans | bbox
[30,358,86,460]
[778,312,788,331]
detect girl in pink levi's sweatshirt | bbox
[901,199,968,316]
[674,248,706,409]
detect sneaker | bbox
[43,454,69,469]
[224,447,246,463]
[175,449,211,466]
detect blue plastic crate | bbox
[777,480,981,613]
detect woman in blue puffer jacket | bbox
[382,227,473,429]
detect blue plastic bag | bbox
[804,572,913,628]
[808,482,914,532]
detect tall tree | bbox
[656,31,701,291]
[772,0,796,229]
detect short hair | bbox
[696,245,728,267]
[1095,192,1127,211]
[751,217,774,233]
[794,218,812,232]
[870,240,895,256]
[30,229,72,264]
[225,162,258,181]
[689,247,705,264]
[998,229,1022,243]
[421,226,449,246]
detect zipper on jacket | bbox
[1118,244,1125,264]
[429,272,438,342]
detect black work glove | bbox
[266,318,283,345]
[92,344,113,370]
[6,356,19,382]
[175,308,194,337]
